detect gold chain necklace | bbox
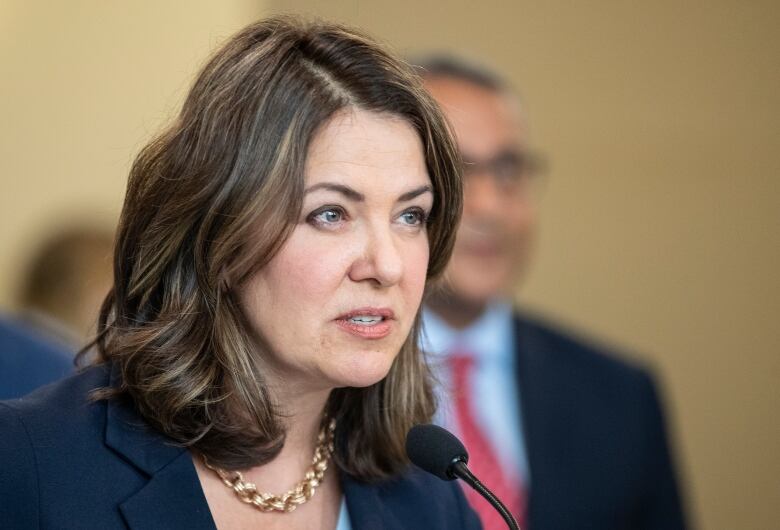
[204,418,337,513]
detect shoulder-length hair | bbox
[91,16,461,480]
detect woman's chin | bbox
[329,353,396,389]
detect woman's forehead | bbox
[303,109,431,193]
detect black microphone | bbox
[406,424,521,530]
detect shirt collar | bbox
[421,300,515,363]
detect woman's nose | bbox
[348,224,404,287]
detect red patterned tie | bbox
[449,353,526,529]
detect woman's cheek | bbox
[288,238,353,298]
[405,240,430,300]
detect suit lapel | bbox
[104,366,216,530]
[514,315,557,529]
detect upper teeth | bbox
[349,316,383,325]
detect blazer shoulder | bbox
[514,310,654,386]
[0,364,112,454]
[3,362,110,412]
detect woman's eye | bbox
[319,210,342,223]
[308,207,346,227]
[398,208,427,227]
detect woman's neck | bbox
[194,383,342,530]
[243,384,332,488]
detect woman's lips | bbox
[335,307,395,340]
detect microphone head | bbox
[405,424,469,481]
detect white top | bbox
[335,495,351,530]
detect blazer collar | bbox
[104,363,184,474]
[103,364,217,530]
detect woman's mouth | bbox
[335,308,395,339]
[347,315,384,326]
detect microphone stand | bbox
[450,459,521,530]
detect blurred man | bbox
[16,225,114,349]
[418,56,687,530]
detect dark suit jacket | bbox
[0,317,72,400]
[515,312,687,530]
[0,364,481,530]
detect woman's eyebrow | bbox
[303,182,432,202]
[397,185,432,202]
[304,182,365,201]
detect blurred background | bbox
[1,1,777,527]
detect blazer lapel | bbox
[119,450,216,530]
[104,366,216,530]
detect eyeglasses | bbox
[461,149,547,193]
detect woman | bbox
[0,16,481,530]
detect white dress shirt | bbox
[421,302,530,486]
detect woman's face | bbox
[240,109,433,394]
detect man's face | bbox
[425,76,537,304]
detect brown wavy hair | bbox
[89,16,461,480]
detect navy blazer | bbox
[0,365,481,530]
[514,312,687,530]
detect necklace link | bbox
[204,418,337,513]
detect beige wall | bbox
[0,1,266,306]
[1,2,778,528]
